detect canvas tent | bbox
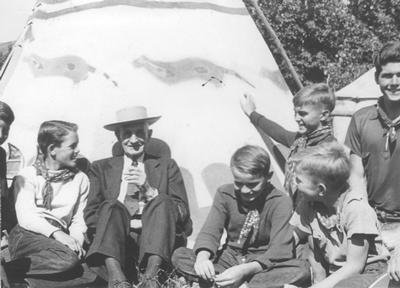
[0,0,298,241]
[333,69,380,143]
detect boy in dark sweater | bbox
[172,145,310,288]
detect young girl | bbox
[290,142,389,288]
[7,120,89,284]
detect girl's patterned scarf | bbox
[284,126,333,198]
[288,125,333,159]
[33,155,77,210]
[376,97,400,152]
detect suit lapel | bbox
[106,156,124,199]
[144,156,162,189]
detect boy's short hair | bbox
[374,41,400,78]
[293,142,350,191]
[292,83,335,112]
[0,101,15,125]
[38,120,78,155]
[230,145,271,178]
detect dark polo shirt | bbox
[194,183,294,269]
[345,103,400,213]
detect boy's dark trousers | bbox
[6,224,98,288]
[172,246,311,288]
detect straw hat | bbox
[104,106,161,131]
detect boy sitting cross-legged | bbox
[290,142,390,288]
[172,145,310,288]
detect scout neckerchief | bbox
[288,125,333,159]
[284,126,334,198]
[33,154,77,210]
[237,183,271,247]
[376,97,400,152]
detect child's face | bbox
[232,167,267,204]
[52,131,80,169]
[0,119,10,146]
[294,104,324,135]
[294,171,324,201]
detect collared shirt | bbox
[345,103,400,213]
[118,154,158,215]
[117,154,145,203]
[14,166,89,245]
[290,190,389,273]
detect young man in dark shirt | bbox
[345,41,400,282]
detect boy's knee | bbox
[49,248,80,273]
[171,247,190,266]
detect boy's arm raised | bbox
[241,94,297,147]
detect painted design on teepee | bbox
[25,54,118,86]
[33,0,247,20]
[39,0,69,4]
[133,55,255,88]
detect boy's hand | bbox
[194,250,215,281]
[52,230,85,259]
[215,264,247,287]
[240,94,256,117]
[388,246,400,282]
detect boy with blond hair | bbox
[241,83,336,202]
[290,142,389,288]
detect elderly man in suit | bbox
[84,106,192,288]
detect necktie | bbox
[124,160,140,216]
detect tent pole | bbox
[245,0,304,91]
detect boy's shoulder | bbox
[217,183,235,197]
[18,166,37,177]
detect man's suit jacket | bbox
[83,152,192,237]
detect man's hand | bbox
[194,250,215,282]
[124,162,147,187]
[52,230,85,259]
[388,247,400,282]
[215,264,248,287]
[240,94,256,117]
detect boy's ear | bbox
[320,109,330,122]
[317,183,327,196]
[374,70,379,84]
[47,143,56,157]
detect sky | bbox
[0,0,36,42]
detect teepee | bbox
[0,0,297,239]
